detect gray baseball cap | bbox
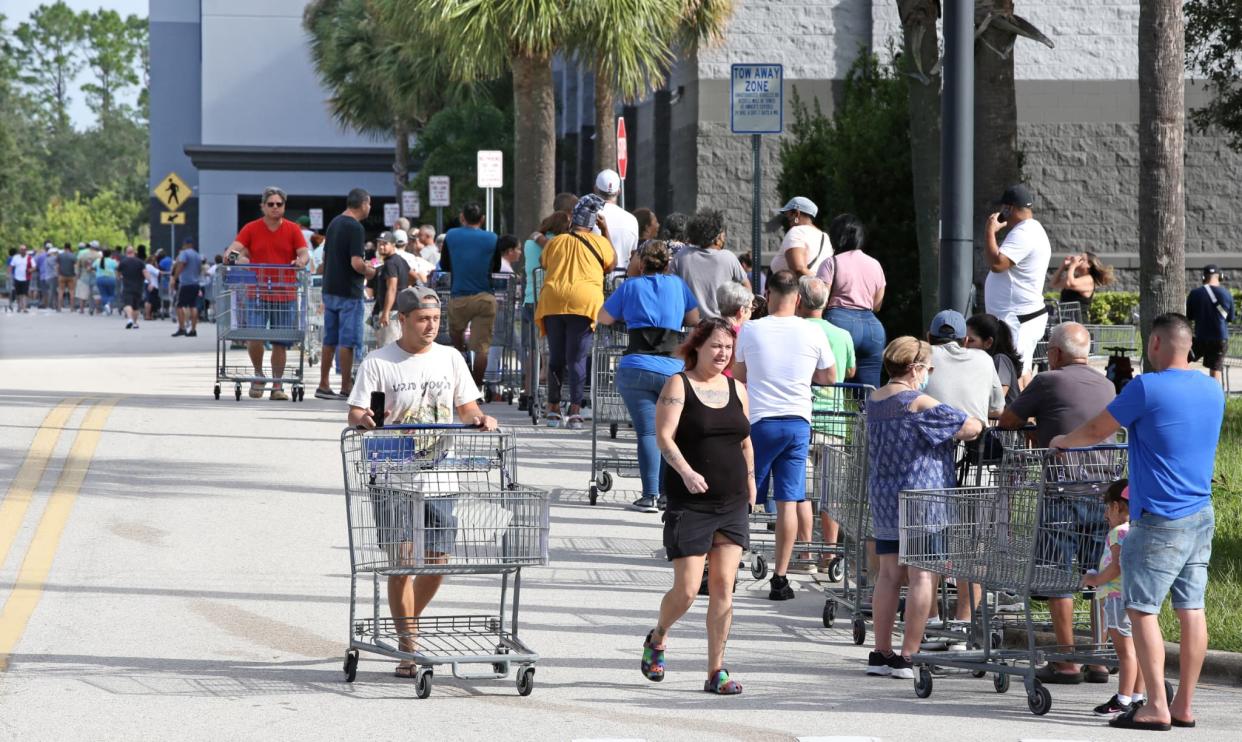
[395,286,441,314]
[779,196,818,218]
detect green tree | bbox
[81,9,145,122]
[778,52,922,340]
[18,189,144,248]
[1186,0,1242,152]
[12,1,87,131]
[0,14,56,249]
[409,99,514,228]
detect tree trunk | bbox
[1138,0,1186,369]
[594,69,617,178]
[511,53,557,237]
[973,1,1021,300]
[899,0,942,325]
[393,119,409,206]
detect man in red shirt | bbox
[223,186,310,400]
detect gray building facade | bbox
[555,0,1242,288]
[148,0,398,258]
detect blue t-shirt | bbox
[1107,369,1224,520]
[441,226,497,297]
[523,238,543,305]
[602,274,697,375]
[1185,285,1235,341]
[177,248,203,285]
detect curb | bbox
[1003,628,1242,687]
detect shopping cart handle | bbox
[810,382,876,391]
[1045,443,1127,455]
[370,423,484,431]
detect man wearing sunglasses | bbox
[223,186,310,401]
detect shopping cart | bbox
[815,404,870,641]
[901,445,1134,716]
[213,264,311,401]
[482,273,522,403]
[588,337,638,506]
[339,424,548,697]
[1084,323,1139,360]
[305,282,323,366]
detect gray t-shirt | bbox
[1005,362,1116,447]
[925,342,1004,422]
[670,245,746,318]
[177,248,203,285]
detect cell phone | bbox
[995,207,1008,225]
[370,391,386,428]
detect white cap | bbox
[595,169,621,196]
[779,196,818,218]
[392,229,409,245]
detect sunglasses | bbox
[265,201,285,208]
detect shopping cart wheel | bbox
[750,555,767,580]
[589,486,599,506]
[516,667,535,696]
[415,669,433,699]
[852,617,866,646]
[993,671,1010,694]
[609,423,619,439]
[825,557,845,583]
[596,471,613,492]
[971,669,987,679]
[1026,681,1051,715]
[234,383,241,401]
[822,600,835,628]
[343,649,358,683]
[213,384,220,400]
[913,667,933,698]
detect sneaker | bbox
[270,388,289,401]
[566,415,584,430]
[887,654,915,680]
[865,651,892,676]
[631,496,659,513]
[1093,694,1132,716]
[171,328,187,337]
[546,412,562,429]
[314,387,339,400]
[768,575,795,601]
[579,404,593,420]
[186,329,197,337]
[125,321,134,329]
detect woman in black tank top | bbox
[639,318,754,695]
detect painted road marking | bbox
[0,397,119,671]
[0,399,82,569]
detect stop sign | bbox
[616,117,628,180]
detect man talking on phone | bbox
[346,286,497,676]
[984,184,1052,378]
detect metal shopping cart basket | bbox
[339,424,548,697]
[214,264,310,401]
[814,398,871,641]
[901,445,1135,716]
[588,336,639,505]
[482,273,522,403]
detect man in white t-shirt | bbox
[770,196,832,278]
[8,244,33,313]
[984,184,1052,377]
[592,169,638,271]
[734,270,836,601]
[347,285,498,676]
[414,224,440,270]
[393,229,434,285]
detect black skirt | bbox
[662,506,750,561]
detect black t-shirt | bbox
[117,256,146,292]
[322,214,366,299]
[372,253,410,316]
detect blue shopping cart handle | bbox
[370,423,483,431]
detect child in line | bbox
[1082,479,1146,716]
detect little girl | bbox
[1082,479,1145,715]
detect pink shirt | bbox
[818,250,885,311]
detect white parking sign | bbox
[730,63,783,135]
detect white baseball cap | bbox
[392,229,409,245]
[779,196,818,218]
[595,169,621,196]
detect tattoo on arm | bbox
[659,444,688,471]
[658,395,684,407]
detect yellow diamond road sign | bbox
[154,171,190,211]
[160,211,185,225]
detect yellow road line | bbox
[0,399,83,570]
[0,397,119,671]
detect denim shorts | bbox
[323,293,365,347]
[1121,504,1215,614]
[1101,596,1132,637]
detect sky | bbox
[4,0,150,130]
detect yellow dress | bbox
[535,231,615,333]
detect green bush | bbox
[17,190,144,250]
[1046,290,1242,325]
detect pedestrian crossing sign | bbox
[160,211,186,225]
[154,171,190,211]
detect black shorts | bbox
[176,283,200,308]
[13,279,28,296]
[121,288,143,309]
[145,288,160,306]
[662,507,749,560]
[1191,338,1227,373]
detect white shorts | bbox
[1002,310,1048,377]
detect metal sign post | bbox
[429,176,451,234]
[729,63,783,289]
[476,151,504,234]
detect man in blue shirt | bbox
[1050,313,1223,731]
[439,203,499,389]
[1185,264,1235,385]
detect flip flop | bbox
[703,668,743,695]
[1108,706,1172,731]
[1171,718,1196,729]
[1035,664,1083,684]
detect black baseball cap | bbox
[1203,264,1221,280]
[1000,184,1035,208]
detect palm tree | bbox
[580,0,734,178]
[304,0,463,203]
[381,0,568,237]
[1138,0,1186,367]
